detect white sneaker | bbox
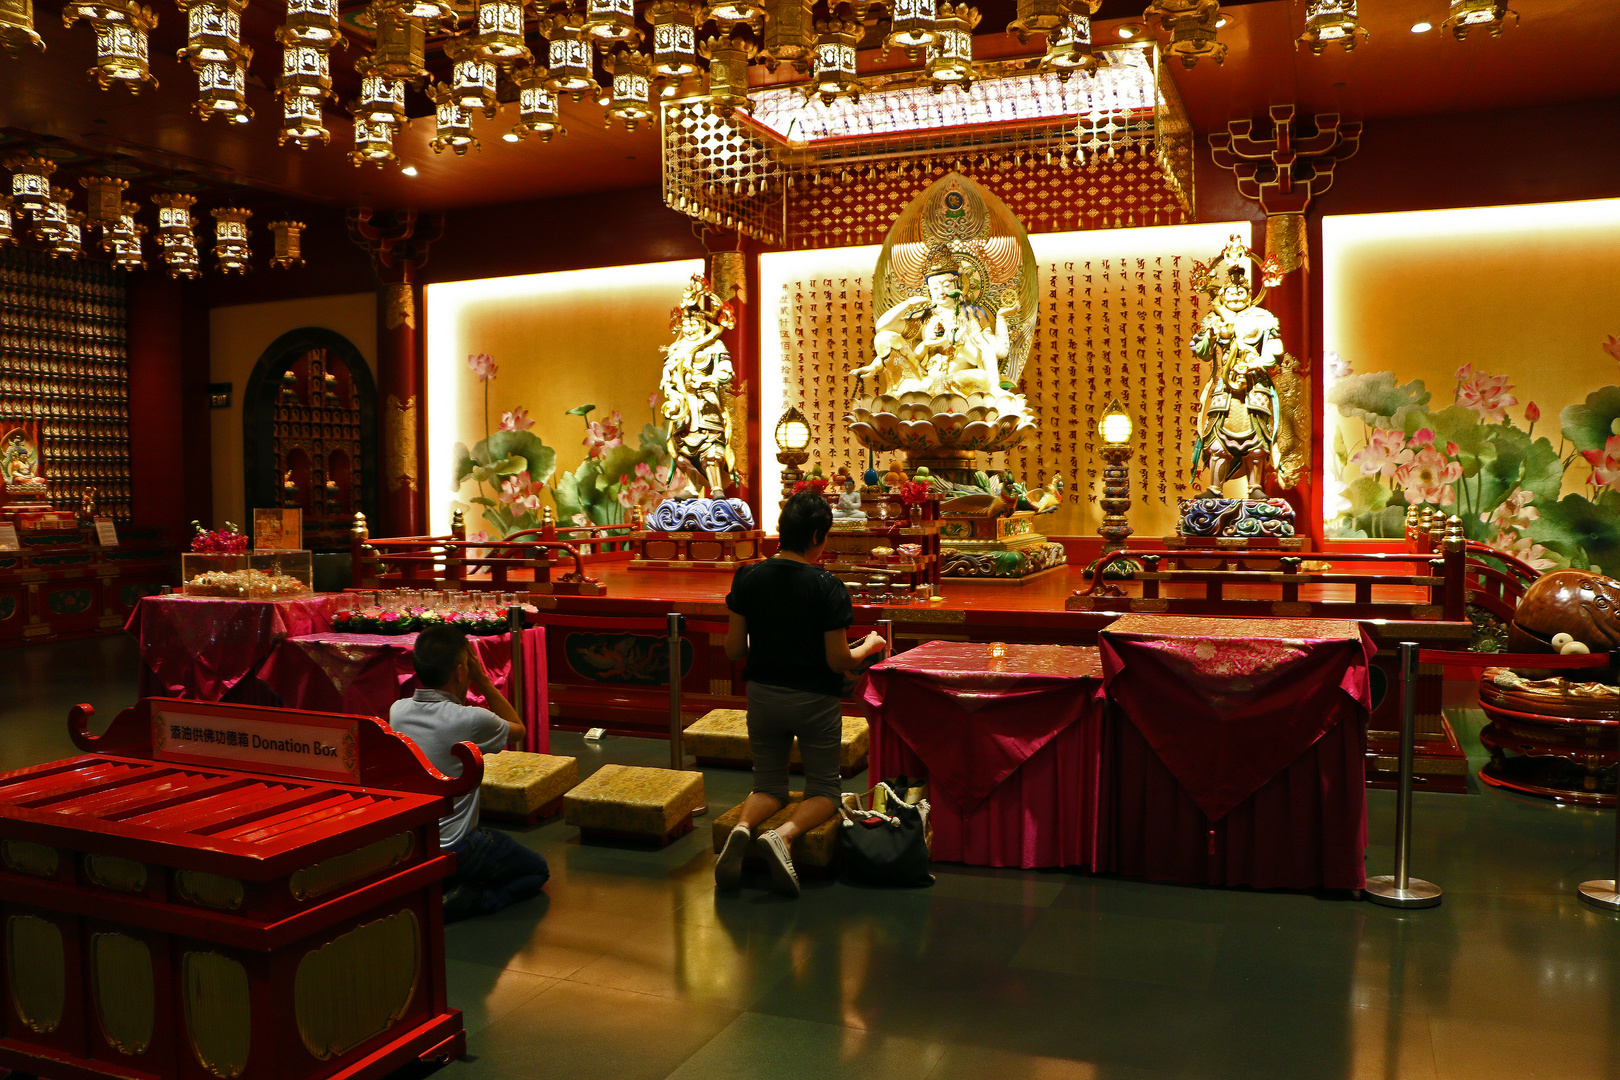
[759,829,800,897]
[715,825,750,891]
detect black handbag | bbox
[838,778,934,887]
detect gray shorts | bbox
[746,681,843,804]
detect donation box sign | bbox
[152,703,360,782]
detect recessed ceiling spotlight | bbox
[1411,20,1433,32]
[401,165,419,176]
[502,131,520,142]
[1118,22,1143,39]
[1215,15,1228,27]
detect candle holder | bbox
[1086,398,1141,580]
[774,405,811,504]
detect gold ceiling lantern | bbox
[266,219,305,268]
[1297,0,1365,53]
[350,115,398,164]
[152,191,197,241]
[32,185,73,240]
[925,3,979,91]
[47,211,87,259]
[79,174,129,228]
[5,155,55,213]
[650,0,700,78]
[193,54,254,122]
[809,18,861,104]
[472,0,532,64]
[1442,0,1517,39]
[761,0,812,72]
[278,40,333,98]
[0,197,14,245]
[1040,11,1096,78]
[699,29,755,114]
[106,203,147,270]
[280,94,330,145]
[283,0,339,44]
[211,206,252,273]
[373,0,454,31]
[446,37,500,115]
[1145,0,1225,67]
[1007,0,1066,43]
[704,0,764,26]
[884,0,935,59]
[355,63,407,123]
[0,0,45,54]
[513,65,564,139]
[369,6,428,79]
[427,82,480,154]
[606,49,653,130]
[165,242,201,277]
[541,15,598,101]
[176,0,247,64]
[584,0,640,49]
[62,0,160,92]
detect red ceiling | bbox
[0,0,1614,213]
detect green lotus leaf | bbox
[565,404,596,417]
[1343,476,1390,518]
[451,443,475,488]
[1328,371,1431,425]
[1528,489,1620,576]
[487,431,557,485]
[639,422,668,456]
[1559,386,1620,455]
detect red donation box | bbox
[0,696,482,1080]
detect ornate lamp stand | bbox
[774,406,812,506]
[1087,398,1142,579]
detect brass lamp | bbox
[1088,398,1140,579]
[775,405,811,501]
[1442,0,1516,39]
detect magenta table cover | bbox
[863,641,1104,870]
[1096,614,1375,891]
[257,627,549,752]
[126,594,339,701]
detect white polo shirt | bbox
[389,689,510,848]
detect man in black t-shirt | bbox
[719,490,888,896]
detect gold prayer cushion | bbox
[711,794,840,868]
[685,708,870,770]
[564,764,705,837]
[480,752,579,817]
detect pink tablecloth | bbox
[257,628,549,752]
[125,593,339,701]
[863,642,1105,869]
[1096,614,1375,891]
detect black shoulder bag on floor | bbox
[838,778,934,887]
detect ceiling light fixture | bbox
[0,0,44,53]
[513,66,566,140]
[401,165,418,175]
[650,0,701,78]
[1041,12,1098,79]
[699,28,754,114]
[541,15,599,102]
[211,206,253,273]
[1410,20,1432,32]
[266,219,304,268]
[1298,0,1367,54]
[427,82,480,154]
[761,0,813,73]
[62,0,160,92]
[606,49,654,129]
[884,0,936,59]
[925,3,980,92]
[1145,0,1227,67]
[810,17,862,104]
[1442,0,1518,39]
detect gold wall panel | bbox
[182,951,251,1079]
[7,914,65,1034]
[289,832,414,902]
[294,910,421,1061]
[175,870,245,911]
[92,932,154,1056]
[2,839,59,877]
[85,855,148,893]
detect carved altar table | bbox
[862,641,1104,869]
[126,593,339,701]
[257,629,549,752]
[1096,614,1375,891]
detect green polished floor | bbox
[5,636,1620,1079]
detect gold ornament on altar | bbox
[1187,234,1303,498]
[848,172,1038,466]
[658,274,737,495]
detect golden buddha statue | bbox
[1,429,42,486]
[658,274,737,496]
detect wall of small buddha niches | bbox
[0,249,131,521]
[270,348,365,551]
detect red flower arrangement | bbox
[898,481,929,507]
[792,479,828,496]
[190,520,249,555]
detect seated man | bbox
[390,624,549,923]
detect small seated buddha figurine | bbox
[832,474,867,522]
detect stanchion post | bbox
[667,611,683,771]
[1578,716,1620,910]
[507,605,525,740]
[876,618,893,654]
[1366,641,1442,909]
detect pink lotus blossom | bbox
[648,391,660,410]
[1446,441,1460,457]
[1482,488,1539,532]
[1409,428,1437,449]
[1325,352,1352,380]
[1456,363,1473,382]
[1603,336,1620,364]
[1584,433,1620,492]
[467,353,498,382]
[1350,428,1413,478]
[1456,367,1517,423]
[616,461,691,511]
[1395,446,1462,507]
[1503,534,1558,571]
[1525,401,1540,424]
[498,471,545,513]
[570,512,592,527]
[499,406,535,432]
[467,530,489,544]
[582,410,624,458]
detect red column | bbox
[376,280,425,538]
[1260,213,1316,543]
[126,274,211,542]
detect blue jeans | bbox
[443,827,550,923]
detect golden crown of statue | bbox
[669,274,736,331]
[1190,234,1284,300]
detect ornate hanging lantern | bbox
[809,18,860,104]
[278,39,332,97]
[472,0,531,63]
[211,206,252,273]
[193,54,254,122]
[176,0,247,65]
[884,0,934,58]
[350,115,398,164]
[355,63,407,123]
[584,0,638,47]
[1007,0,1065,42]
[372,0,453,30]
[925,3,978,91]
[512,65,564,140]
[703,0,764,27]
[0,197,14,246]
[1041,11,1096,77]
[0,0,45,54]
[1442,0,1517,39]
[151,191,196,242]
[700,29,754,114]
[164,237,202,278]
[446,37,500,115]
[32,185,73,241]
[62,0,160,92]
[47,211,87,259]
[649,0,699,78]
[1297,0,1366,53]
[283,0,339,44]
[605,50,652,130]
[279,94,329,145]
[5,155,55,214]
[541,15,597,102]
[266,219,304,268]
[106,204,146,270]
[427,83,480,154]
[79,174,129,229]
[369,5,428,79]
[1145,0,1226,68]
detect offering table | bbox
[0,697,476,1080]
[125,593,339,701]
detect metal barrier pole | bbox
[667,611,684,771]
[507,605,525,745]
[1366,641,1442,908]
[1578,720,1620,911]
[876,618,893,654]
